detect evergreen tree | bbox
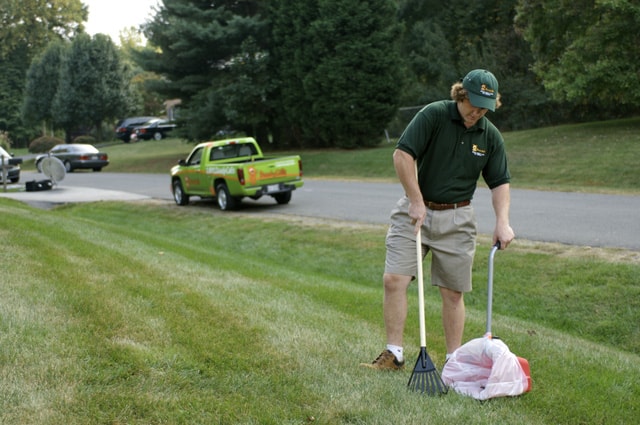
[268,0,319,146]
[85,34,135,139]
[138,0,267,141]
[217,37,275,143]
[397,0,457,104]
[0,47,34,144]
[397,0,553,130]
[400,18,458,105]
[52,34,132,141]
[22,41,67,136]
[270,0,404,148]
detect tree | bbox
[119,33,166,117]
[516,0,640,107]
[395,0,557,130]
[397,0,458,105]
[0,47,33,144]
[84,34,135,138]
[138,0,267,141]
[217,37,275,142]
[0,0,87,58]
[140,0,404,147]
[399,18,458,105]
[0,0,87,146]
[267,0,317,146]
[22,41,66,136]
[270,0,405,148]
[52,34,133,141]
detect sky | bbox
[82,0,160,43]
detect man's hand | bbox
[393,149,426,235]
[408,200,427,235]
[493,223,515,249]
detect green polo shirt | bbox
[396,100,510,203]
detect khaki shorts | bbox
[385,196,477,292]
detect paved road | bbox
[2,171,639,250]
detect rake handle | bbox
[414,161,427,348]
[416,229,426,347]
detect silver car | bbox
[35,144,109,172]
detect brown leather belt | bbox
[424,200,471,210]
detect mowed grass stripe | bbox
[1,199,639,424]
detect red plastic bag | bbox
[441,337,531,400]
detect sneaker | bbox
[360,349,405,370]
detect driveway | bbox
[2,171,639,250]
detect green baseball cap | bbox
[462,69,499,111]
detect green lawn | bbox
[1,199,638,424]
[2,117,639,423]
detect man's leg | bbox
[361,272,412,370]
[363,197,416,370]
[439,286,465,355]
[383,272,412,347]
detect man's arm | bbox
[393,149,426,235]
[491,183,515,248]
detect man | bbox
[362,69,515,370]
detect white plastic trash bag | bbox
[441,337,530,400]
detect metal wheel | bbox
[172,179,189,206]
[215,183,238,210]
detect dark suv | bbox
[115,116,157,142]
[133,118,177,140]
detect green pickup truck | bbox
[170,137,304,210]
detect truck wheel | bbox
[216,183,238,211]
[154,132,163,140]
[172,179,190,206]
[274,191,292,205]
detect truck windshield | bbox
[187,147,204,165]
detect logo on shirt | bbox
[472,144,486,157]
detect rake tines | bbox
[407,347,448,396]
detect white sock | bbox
[446,353,453,361]
[386,344,403,362]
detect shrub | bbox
[73,135,96,145]
[29,136,64,153]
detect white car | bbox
[0,146,21,183]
